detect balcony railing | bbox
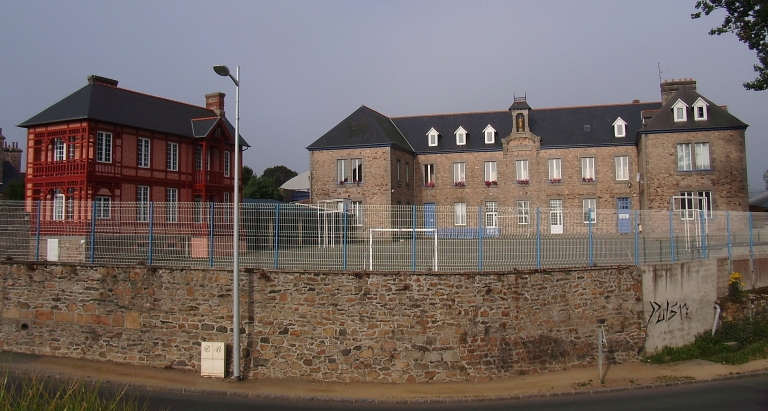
[30,159,124,178]
[194,170,224,185]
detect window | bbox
[337,159,347,183]
[405,162,410,183]
[206,148,211,171]
[352,158,363,183]
[613,117,627,138]
[195,146,203,170]
[678,143,710,171]
[351,200,363,226]
[166,188,178,222]
[193,195,203,223]
[224,192,230,203]
[137,185,150,222]
[224,151,231,177]
[548,158,562,182]
[583,198,596,223]
[516,200,529,225]
[397,160,401,182]
[484,161,497,183]
[672,99,688,122]
[516,160,529,183]
[454,202,467,226]
[424,164,435,186]
[455,126,467,146]
[138,138,150,168]
[53,189,64,220]
[485,201,498,228]
[679,191,713,219]
[95,197,111,219]
[166,142,178,171]
[96,131,112,163]
[68,136,76,159]
[483,125,496,144]
[53,138,65,161]
[581,157,595,181]
[453,162,466,186]
[66,192,74,220]
[427,128,439,147]
[693,98,708,121]
[615,156,629,180]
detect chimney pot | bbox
[87,75,119,87]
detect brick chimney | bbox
[87,75,119,87]
[661,78,696,104]
[206,92,226,117]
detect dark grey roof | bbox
[643,86,747,133]
[393,111,510,153]
[307,106,413,152]
[18,80,249,146]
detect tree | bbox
[693,0,768,91]
[243,175,281,200]
[241,165,254,186]
[261,165,298,188]
[764,168,768,190]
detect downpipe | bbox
[712,303,721,336]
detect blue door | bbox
[424,203,436,230]
[617,197,631,234]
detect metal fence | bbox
[1,200,766,271]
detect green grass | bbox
[0,373,148,411]
[645,313,768,365]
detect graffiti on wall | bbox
[646,300,690,327]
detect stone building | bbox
[0,128,24,198]
[307,79,748,232]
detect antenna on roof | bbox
[657,63,668,100]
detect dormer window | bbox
[693,97,709,121]
[455,126,467,146]
[612,117,627,138]
[427,128,439,147]
[672,99,689,122]
[483,125,496,144]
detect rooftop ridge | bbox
[530,101,662,112]
[390,101,663,120]
[392,109,508,119]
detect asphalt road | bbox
[131,374,768,411]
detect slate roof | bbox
[18,78,249,147]
[642,86,748,133]
[307,106,413,152]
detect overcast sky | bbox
[1,1,767,195]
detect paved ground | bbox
[2,351,768,402]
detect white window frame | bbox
[615,156,629,180]
[54,138,65,161]
[351,158,363,183]
[166,142,178,171]
[224,192,230,203]
[224,151,231,177]
[484,161,497,183]
[195,146,203,170]
[485,201,498,228]
[455,126,467,146]
[695,142,710,170]
[677,143,693,171]
[548,158,562,181]
[483,125,496,144]
[424,164,435,186]
[137,185,150,222]
[672,99,689,122]
[583,198,596,223]
[53,190,64,220]
[96,131,112,163]
[95,196,111,219]
[351,200,363,226]
[427,128,439,147]
[693,97,708,121]
[453,162,466,186]
[516,200,530,225]
[581,157,595,180]
[516,160,529,183]
[138,137,150,168]
[454,202,467,226]
[405,162,410,183]
[613,117,627,138]
[166,188,178,222]
[337,159,347,183]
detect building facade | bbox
[0,128,24,198]
[18,75,247,225]
[307,79,749,231]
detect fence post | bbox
[634,209,639,266]
[34,200,41,261]
[536,208,541,269]
[478,206,483,271]
[343,203,348,271]
[411,205,416,272]
[726,211,731,272]
[274,203,280,269]
[90,200,97,263]
[669,210,675,263]
[148,203,154,265]
[700,209,708,259]
[588,208,594,266]
[209,202,214,267]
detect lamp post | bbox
[213,64,241,380]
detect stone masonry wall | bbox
[0,262,645,383]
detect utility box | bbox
[200,341,225,378]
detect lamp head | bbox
[213,65,231,77]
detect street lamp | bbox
[213,64,241,381]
